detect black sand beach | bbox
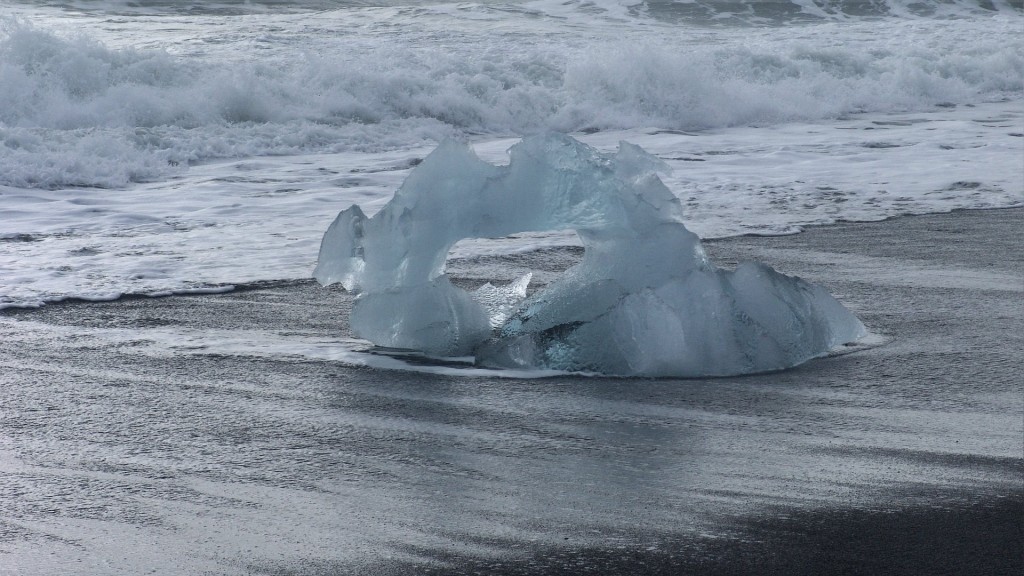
[1,208,1021,575]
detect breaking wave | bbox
[14,1,1024,19]
[638,0,1023,24]
[1,12,1021,188]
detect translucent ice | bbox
[314,134,866,376]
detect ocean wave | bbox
[636,0,1022,24]
[1,17,1021,188]
[13,0,1024,19]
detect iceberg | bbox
[314,134,866,376]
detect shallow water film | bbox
[2,210,1021,575]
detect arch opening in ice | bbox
[314,133,866,376]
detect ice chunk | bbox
[315,133,867,376]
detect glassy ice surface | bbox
[315,134,867,376]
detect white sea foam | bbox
[0,2,1021,309]
[1,8,1021,188]
[2,100,1020,310]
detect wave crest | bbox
[1,17,1021,188]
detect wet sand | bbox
[1,208,1021,575]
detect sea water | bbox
[1,0,1022,308]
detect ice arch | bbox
[314,133,866,376]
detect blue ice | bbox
[315,134,866,376]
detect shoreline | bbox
[1,208,1021,575]
[3,205,1020,313]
